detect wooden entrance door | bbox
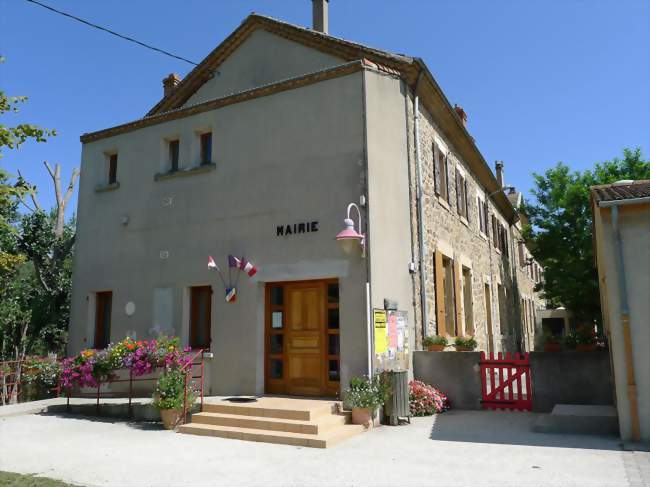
[265,280,339,397]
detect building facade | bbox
[591,180,650,443]
[69,11,544,397]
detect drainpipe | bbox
[413,70,428,341]
[607,203,641,442]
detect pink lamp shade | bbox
[336,218,363,240]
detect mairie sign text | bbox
[277,221,319,236]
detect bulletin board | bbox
[373,309,409,371]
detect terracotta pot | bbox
[427,344,445,352]
[576,343,597,352]
[455,346,472,352]
[351,407,374,429]
[159,408,183,430]
[544,342,561,352]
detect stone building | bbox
[70,2,544,397]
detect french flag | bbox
[240,258,257,277]
[208,256,218,270]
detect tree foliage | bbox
[523,148,650,325]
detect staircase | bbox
[178,397,365,448]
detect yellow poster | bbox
[373,309,388,355]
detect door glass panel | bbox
[327,283,339,304]
[271,311,283,329]
[270,334,283,354]
[328,334,339,356]
[328,360,340,381]
[270,286,283,306]
[270,359,283,379]
[327,308,339,329]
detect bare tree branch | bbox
[16,169,42,212]
[62,167,80,209]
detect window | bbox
[94,291,112,349]
[108,154,118,184]
[434,251,457,336]
[478,198,488,235]
[190,286,212,349]
[200,132,212,165]
[433,143,449,202]
[456,170,468,219]
[462,267,473,335]
[518,242,526,267]
[169,139,180,172]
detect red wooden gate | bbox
[480,352,532,411]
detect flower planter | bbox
[351,407,374,429]
[160,408,183,430]
[576,343,597,352]
[427,344,445,352]
[544,343,561,352]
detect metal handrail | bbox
[181,349,206,425]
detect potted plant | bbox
[575,326,598,352]
[453,336,477,352]
[342,375,390,429]
[543,332,562,352]
[153,368,195,430]
[423,335,447,352]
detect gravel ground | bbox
[0,409,647,487]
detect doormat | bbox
[223,396,257,403]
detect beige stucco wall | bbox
[183,29,345,107]
[595,204,650,441]
[363,70,416,366]
[70,71,369,395]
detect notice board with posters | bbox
[373,309,409,371]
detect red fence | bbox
[480,352,532,411]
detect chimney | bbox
[495,161,504,188]
[312,0,329,34]
[163,73,181,98]
[454,104,468,128]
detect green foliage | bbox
[523,148,650,325]
[341,373,392,410]
[423,335,447,346]
[454,336,477,350]
[152,368,196,411]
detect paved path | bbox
[1,409,647,487]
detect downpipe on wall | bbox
[413,70,428,342]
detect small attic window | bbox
[200,132,212,165]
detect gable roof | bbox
[591,180,650,205]
[146,14,415,116]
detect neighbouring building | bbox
[591,179,650,443]
[69,2,545,397]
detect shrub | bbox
[342,373,391,410]
[152,367,196,411]
[22,357,61,397]
[423,335,447,347]
[408,380,450,416]
[454,336,477,350]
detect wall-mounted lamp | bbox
[336,202,366,257]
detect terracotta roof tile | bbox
[590,180,650,203]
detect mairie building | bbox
[70,5,545,397]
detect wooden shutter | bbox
[434,250,446,336]
[456,170,462,214]
[444,155,451,203]
[454,260,463,336]
[464,180,470,222]
[433,144,440,195]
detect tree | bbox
[523,148,650,326]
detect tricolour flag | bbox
[240,258,257,277]
[208,255,218,270]
[225,287,237,302]
[228,255,241,268]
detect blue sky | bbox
[2,0,648,215]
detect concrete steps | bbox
[178,397,365,448]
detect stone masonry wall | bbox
[405,92,544,353]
